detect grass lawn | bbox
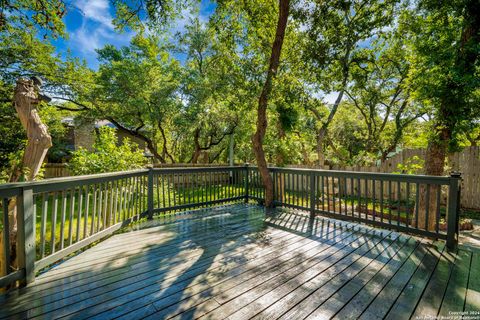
[32,184,246,259]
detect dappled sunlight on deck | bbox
[0,204,478,319]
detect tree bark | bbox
[192,128,201,164]
[416,0,479,231]
[0,79,52,284]
[417,126,450,231]
[252,0,290,207]
[11,79,52,182]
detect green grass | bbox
[32,184,246,259]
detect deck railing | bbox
[0,165,461,289]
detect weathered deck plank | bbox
[331,238,420,320]
[438,249,472,317]
[92,216,364,319]
[383,243,445,320]
[410,246,457,319]
[0,203,477,320]
[465,251,480,312]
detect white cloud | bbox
[68,0,135,68]
[74,0,114,30]
[69,24,135,70]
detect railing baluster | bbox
[320,175,325,212]
[98,183,104,230]
[364,179,368,219]
[436,185,441,235]
[415,182,419,229]
[167,174,172,210]
[397,181,401,227]
[109,181,115,225]
[380,180,384,223]
[76,187,82,242]
[59,190,67,250]
[161,174,166,210]
[68,189,74,246]
[3,198,11,274]
[326,176,330,212]
[350,177,355,217]
[388,181,392,225]
[357,178,361,219]
[84,185,90,239]
[91,184,97,235]
[425,184,431,231]
[372,179,376,222]
[40,193,47,258]
[406,182,410,231]
[113,179,118,224]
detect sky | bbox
[52,0,216,69]
[51,0,339,104]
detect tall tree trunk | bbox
[192,128,201,164]
[417,126,450,231]
[158,123,175,163]
[252,0,290,207]
[416,0,479,231]
[0,79,52,285]
[11,79,52,182]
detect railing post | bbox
[446,171,461,250]
[244,163,249,203]
[147,167,154,220]
[17,187,35,285]
[310,172,316,218]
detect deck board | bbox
[303,237,414,320]
[465,251,480,312]
[0,203,478,320]
[383,243,445,320]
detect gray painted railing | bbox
[0,165,461,289]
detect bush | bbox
[68,127,146,175]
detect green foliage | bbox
[0,150,23,183]
[68,127,146,175]
[401,0,480,150]
[1,0,479,173]
[394,156,425,174]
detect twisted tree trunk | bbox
[0,79,52,284]
[252,0,290,207]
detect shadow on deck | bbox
[0,204,478,319]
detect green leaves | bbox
[68,127,146,175]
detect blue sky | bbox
[52,0,216,69]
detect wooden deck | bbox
[0,204,479,319]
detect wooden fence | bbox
[289,146,480,210]
[43,163,70,179]
[43,147,479,209]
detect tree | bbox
[176,18,238,163]
[0,0,66,282]
[344,36,424,162]
[251,0,290,207]
[295,0,400,165]
[94,35,182,163]
[403,0,480,230]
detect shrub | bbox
[69,127,146,175]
